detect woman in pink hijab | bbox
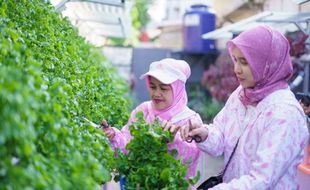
[180,25,309,189]
[103,58,203,178]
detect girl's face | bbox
[148,76,173,110]
[232,47,256,88]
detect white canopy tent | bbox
[50,0,132,45]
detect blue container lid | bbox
[186,4,214,15]
[190,4,208,9]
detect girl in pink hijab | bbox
[180,25,309,189]
[103,58,203,178]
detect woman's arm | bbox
[184,88,242,157]
[108,125,131,153]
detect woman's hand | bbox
[180,120,209,143]
[161,120,180,134]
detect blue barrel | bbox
[183,4,216,53]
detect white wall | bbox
[213,0,244,24]
[264,0,299,12]
[149,0,213,23]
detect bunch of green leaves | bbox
[114,112,199,190]
[0,0,131,189]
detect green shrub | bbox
[0,0,131,189]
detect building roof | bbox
[202,11,310,39]
[50,0,132,40]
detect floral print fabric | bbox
[198,86,309,190]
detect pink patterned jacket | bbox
[198,86,309,190]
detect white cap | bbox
[139,59,188,84]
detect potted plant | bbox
[114,112,199,190]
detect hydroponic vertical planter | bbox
[0,1,131,189]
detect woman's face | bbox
[232,47,256,88]
[148,76,173,110]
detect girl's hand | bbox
[180,120,209,143]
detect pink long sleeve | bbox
[110,125,131,153]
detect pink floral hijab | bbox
[227,25,293,106]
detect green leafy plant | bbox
[114,112,199,190]
[0,0,131,189]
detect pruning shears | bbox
[82,117,109,129]
[186,135,202,143]
[185,120,202,143]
